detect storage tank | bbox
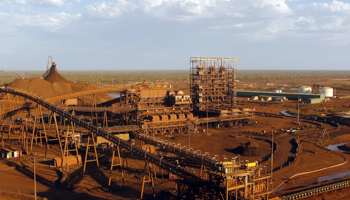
[274,90,282,93]
[177,91,184,96]
[298,86,312,94]
[319,87,333,98]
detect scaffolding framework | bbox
[190,57,239,117]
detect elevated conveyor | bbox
[0,87,223,191]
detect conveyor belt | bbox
[0,88,222,190]
[131,132,223,172]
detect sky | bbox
[0,0,349,71]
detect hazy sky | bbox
[0,0,349,71]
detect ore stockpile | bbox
[0,57,271,200]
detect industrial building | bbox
[189,57,254,126]
[237,91,325,104]
[190,57,238,116]
[0,58,267,200]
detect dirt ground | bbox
[2,97,350,199]
[0,144,177,200]
[1,71,350,199]
[153,97,350,198]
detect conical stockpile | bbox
[7,66,111,103]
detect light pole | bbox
[297,96,300,124]
[235,170,238,200]
[271,127,275,180]
[33,153,37,200]
[206,108,209,136]
[188,130,190,149]
[66,128,69,175]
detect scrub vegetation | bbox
[1,70,350,90]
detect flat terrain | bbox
[2,70,350,93]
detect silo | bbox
[319,87,333,98]
[298,86,312,94]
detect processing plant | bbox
[0,57,270,200]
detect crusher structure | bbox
[190,57,254,127]
[115,85,196,136]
